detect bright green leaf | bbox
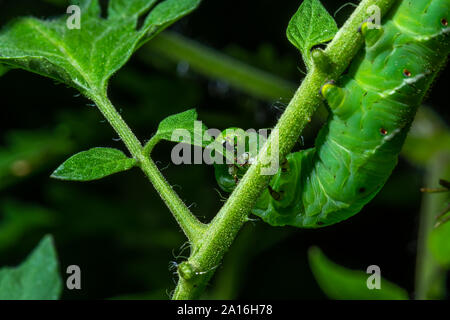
[309,247,409,300]
[51,147,137,181]
[287,0,338,68]
[155,109,210,147]
[144,0,200,31]
[108,0,158,18]
[0,0,201,95]
[0,235,62,300]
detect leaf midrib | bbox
[26,18,95,90]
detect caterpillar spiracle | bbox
[214,0,450,228]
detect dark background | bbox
[0,0,448,299]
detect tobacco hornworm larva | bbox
[215,0,450,228]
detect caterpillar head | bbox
[213,127,264,192]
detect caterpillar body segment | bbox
[215,0,450,228]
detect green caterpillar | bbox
[215,0,450,228]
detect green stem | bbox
[142,32,297,102]
[90,92,207,246]
[143,136,160,157]
[415,153,449,300]
[172,0,398,300]
[139,156,207,246]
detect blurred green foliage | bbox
[0,65,9,77]
[0,201,55,253]
[0,0,448,300]
[430,221,450,269]
[0,129,74,190]
[428,163,450,269]
[308,247,409,300]
[403,108,450,167]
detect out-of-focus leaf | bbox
[287,0,338,68]
[0,201,55,253]
[0,64,9,76]
[42,0,67,6]
[223,42,299,81]
[403,107,450,167]
[51,147,136,181]
[154,109,210,147]
[0,129,74,190]
[0,235,62,300]
[0,0,201,95]
[427,160,450,269]
[429,220,450,269]
[309,247,409,300]
[144,32,297,102]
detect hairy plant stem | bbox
[143,136,160,157]
[172,0,398,300]
[90,91,207,246]
[415,153,449,300]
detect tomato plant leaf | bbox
[0,0,201,95]
[0,235,62,300]
[51,147,137,181]
[287,0,338,68]
[309,247,409,300]
[143,0,202,36]
[155,109,210,147]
